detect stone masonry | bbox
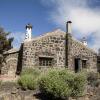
[2,49,19,76]
[1,21,98,76]
[67,34,97,72]
[22,29,66,68]
[22,29,97,72]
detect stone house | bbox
[1,21,97,76]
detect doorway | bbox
[74,58,80,72]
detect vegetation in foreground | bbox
[0,68,99,100]
[18,68,40,90]
[39,69,87,99]
[18,68,88,99]
[0,27,13,72]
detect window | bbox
[39,57,53,66]
[82,60,87,68]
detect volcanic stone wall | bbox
[67,35,97,72]
[22,29,66,68]
[2,51,19,76]
[0,29,97,76]
[22,29,97,72]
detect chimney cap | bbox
[26,23,32,29]
[67,21,72,23]
[82,37,86,40]
[81,37,88,46]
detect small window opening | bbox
[82,60,87,68]
[39,57,53,66]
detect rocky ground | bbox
[0,82,63,100]
[0,82,99,100]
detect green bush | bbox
[21,67,40,76]
[87,72,99,86]
[71,73,87,96]
[39,69,87,99]
[18,74,37,90]
[18,68,40,90]
[39,73,70,99]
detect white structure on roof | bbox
[25,24,32,41]
[81,37,88,46]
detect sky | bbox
[0,0,100,52]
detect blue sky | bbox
[0,0,100,52]
[0,0,56,34]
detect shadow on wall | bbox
[97,56,100,73]
[16,43,23,75]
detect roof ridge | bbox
[31,29,65,41]
[72,37,96,54]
